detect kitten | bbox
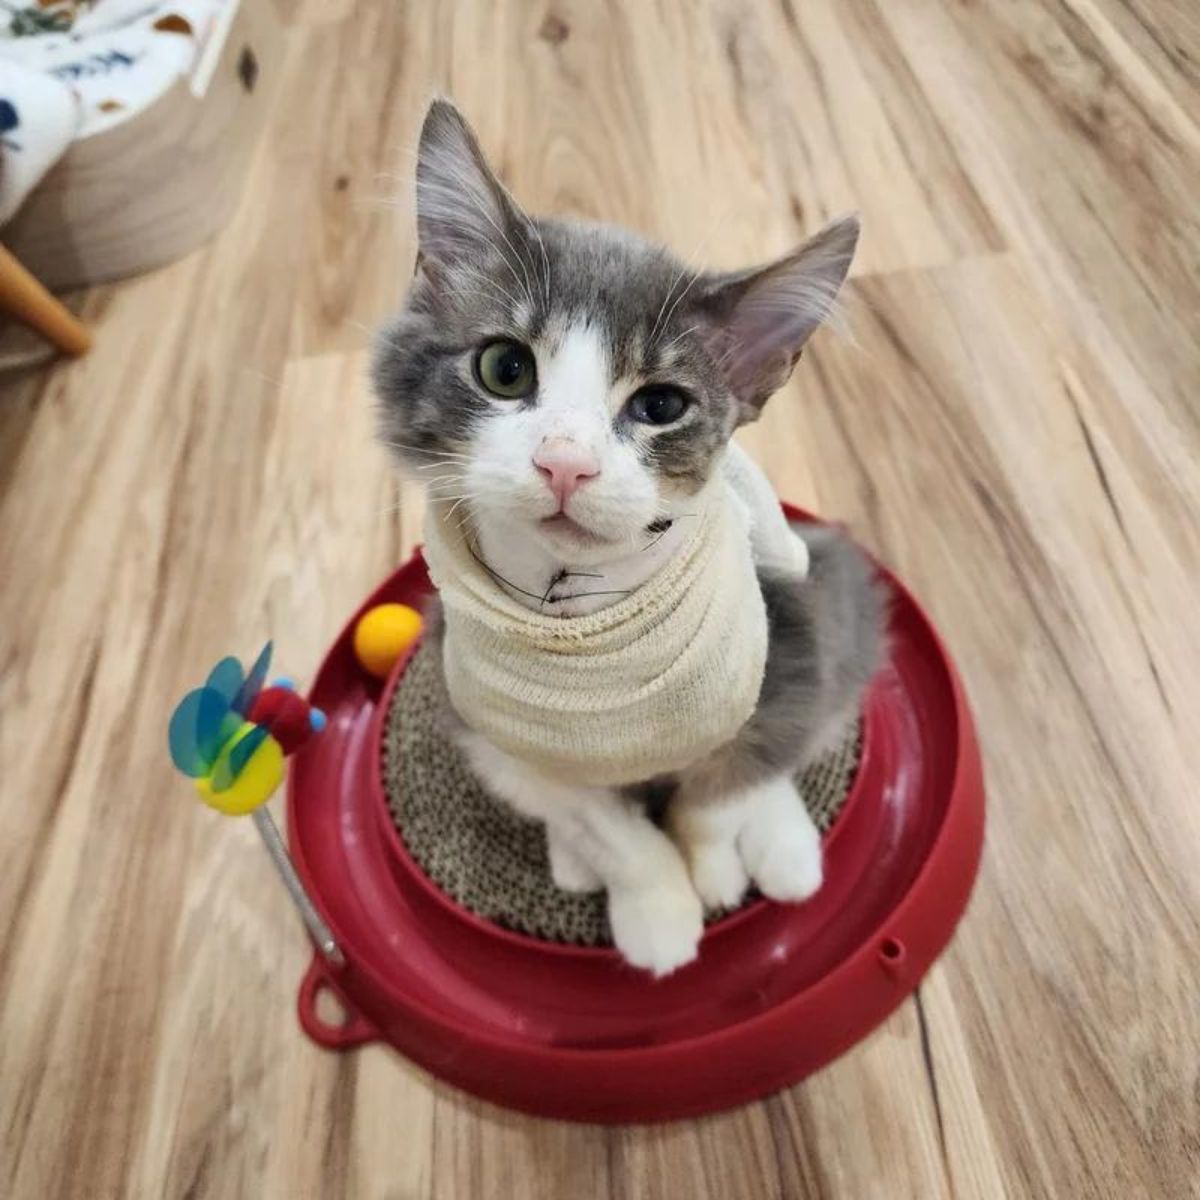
[373,100,884,976]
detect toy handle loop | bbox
[297,956,379,1050]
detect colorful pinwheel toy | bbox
[168,642,326,816]
[168,643,341,964]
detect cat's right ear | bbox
[414,99,525,278]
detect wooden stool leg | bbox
[0,244,91,356]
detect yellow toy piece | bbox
[353,603,423,679]
[195,722,285,816]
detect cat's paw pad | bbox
[547,836,603,893]
[608,882,703,977]
[688,842,749,911]
[740,807,823,903]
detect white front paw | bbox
[687,841,750,911]
[739,797,823,903]
[608,882,704,977]
[547,833,603,893]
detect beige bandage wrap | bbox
[422,486,769,787]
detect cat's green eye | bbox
[475,340,537,399]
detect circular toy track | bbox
[287,506,985,1123]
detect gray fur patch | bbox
[647,406,737,491]
[727,524,885,781]
[372,304,491,462]
[668,522,887,799]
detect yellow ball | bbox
[354,603,423,679]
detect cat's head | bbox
[373,100,858,562]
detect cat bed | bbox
[1,1,228,223]
[1,0,280,287]
[286,507,985,1123]
[382,640,862,947]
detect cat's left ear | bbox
[695,215,859,422]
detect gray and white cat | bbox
[373,100,884,976]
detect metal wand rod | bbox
[251,804,344,967]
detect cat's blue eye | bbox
[475,340,537,399]
[626,385,691,426]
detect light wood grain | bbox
[2,2,1198,1197]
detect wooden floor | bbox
[3,2,1199,1197]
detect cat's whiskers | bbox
[452,268,524,312]
[647,201,734,347]
[416,175,537,311]
[381,440,472,462]
[431,154,551,310]
[377,171,539,314]
[528,218,552,307]
[444,164,542,311]
[389,145,549,308]
[424,476,468,493]
[444,495,477,524]
[656,324,701,356]
[654,270,707,350]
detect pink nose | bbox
[533,437,600,506]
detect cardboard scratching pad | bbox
[382,642,862,945]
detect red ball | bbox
[248,686,315,755]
